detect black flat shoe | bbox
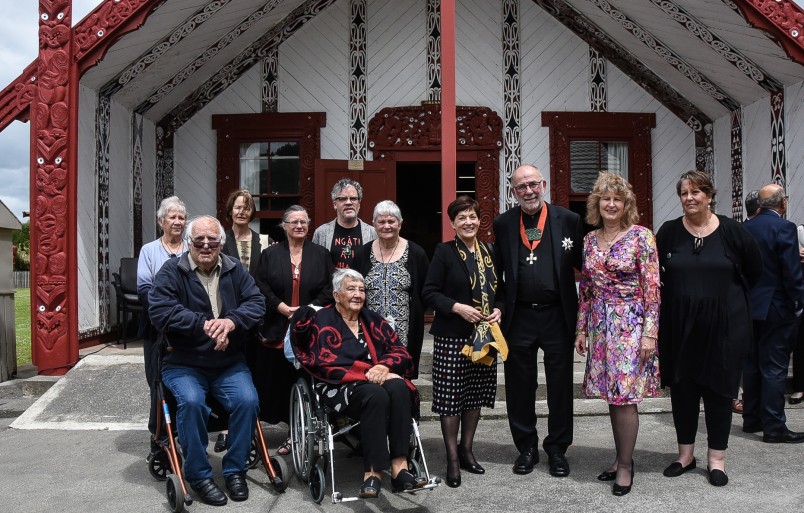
[612,461,634,496]
[214,433,228,453]
[597,469,617,481]
[789,393,804,405]
[446,460,461,488]
[458,447,485,474]
[663,458,696,477]
[391,469,427,492]
[359,476,381,498]
[707,466,728,487]
[224,473,249,501]
[191,478,228,506]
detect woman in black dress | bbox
[422,196,506,488]
[252,205,333,454]
[656,170,761,487]
[221,189,269,276]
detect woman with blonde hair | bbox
[574,173,660,496]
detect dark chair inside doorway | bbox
[112,257,142,349]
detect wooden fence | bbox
[14,271,29,289]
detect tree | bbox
[12,221,29,271]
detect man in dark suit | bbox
[493,164,583,476]
[742,184,804,443]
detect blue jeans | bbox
[162,361,259,484]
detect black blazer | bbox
[422,240,497,339]
[255,239,334,342]
[492,204,583,337]
[223,228,263,277]
[352,240,430,377]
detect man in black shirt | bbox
[312,178,377,268]
[493,164,583,478]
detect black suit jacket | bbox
[255,240,334,342]
[743,209,804,320]
[492,203,583,337]
[422,240,497,339]
[223,228,263,277]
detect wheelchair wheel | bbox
[166,474,185,513]
[290,378,314,482]
[270,456,291,492]
[408,457,422,479]
[308,459,326,504]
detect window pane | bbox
[240,141,300,211]
[270,142,300,195]
[570,141,600,193]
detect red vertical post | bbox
[440,0,456,241]
[30,0,79,375]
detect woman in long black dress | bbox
[422,196,505,488]
[656,170,761,487]
[252,205,333,454]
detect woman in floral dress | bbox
[574,173,660,496]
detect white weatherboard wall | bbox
[77,85,98,330]
[712,113,733,217]
[786,81,804,224]
[280,0,349,160]
[141,117,157,244]
[174,65,262,220]
[367,0,426,117]
[742,95,772,196]
[456,0,503,115]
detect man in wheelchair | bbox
[290,268,428,498]
[149,215,266,506]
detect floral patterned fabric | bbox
[576,225,661,405]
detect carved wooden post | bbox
[30,0,78,375]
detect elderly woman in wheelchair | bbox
[290,268,429,499]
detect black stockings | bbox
[441,409,481,478]
[609,404,638,486]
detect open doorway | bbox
[395,161,477,259]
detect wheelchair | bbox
[288,375,440,504]
[147,343,290,512]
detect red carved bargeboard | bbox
[367,105,503,242]
[733,0,804,65]
[31,0,78,375]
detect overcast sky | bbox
[0,0,96,221]
[1,0,803,222]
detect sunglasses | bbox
[191,240,221,249]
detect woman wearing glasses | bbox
[574,173,660,496]
[656,170,761,487]
[252,205,334,455]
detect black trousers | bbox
[503,304,574,455]
[743,308,798,435]
[670,380,732,450]
[792,316,804,392]
[342,380,412,472]
[143,335,160,436]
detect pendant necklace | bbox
[519,204,548,264]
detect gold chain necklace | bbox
[684,214,711,237]
[600,227,622,248]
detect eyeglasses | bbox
[191,239,221,249]
[335,196,360,203]
[514,180,545,194]
[284,220,309,226]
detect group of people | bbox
[134,165,804,506]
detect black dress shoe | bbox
[446,460,461,488]
[789,393,804,405]
[707,466,728,487]
[763,429,804,443]
[214,433,228,453]
[359,476,381,498]
[612,461,634,496]
[663,458,696,477]
[547,453,570,477]
[225,473,249,502]
[458,447,485,474]
[191,478,228,506]
[391,469,427,492]
[512,447,538,475]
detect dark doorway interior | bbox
[396,161,477,259]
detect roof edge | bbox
[732,0,804,65]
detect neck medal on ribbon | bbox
[519,204,548,264]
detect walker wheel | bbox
[270,456,290,492]
[166,474,185,513]
[148,450,168,481]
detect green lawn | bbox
[15,288,31,366]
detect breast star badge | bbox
[562,237,573,251]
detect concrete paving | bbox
[1,340,804,512]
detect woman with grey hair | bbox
[353,200,429,377]
[252,205,333,455]
[136,195,188,460]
